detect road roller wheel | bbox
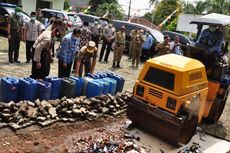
[207,96,226,123]
[179,115,198,144]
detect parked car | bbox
[112,20,164,55]
[77,13,99,26]
[40,8,82,32]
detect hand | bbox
[36,62,41,69]
[8,34,11,40]
[63,63,67,68]
[50,58,54,63]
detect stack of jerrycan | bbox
[105,72,125,93]
[85,71,123,96]
[60,77,76,98]
[36,80,52,100]
[102,78,117,95]
[0,77,19,102]
[45,77,62,100]
[85,79,103,98]
[19,77,37,101]
[70,76,85,97]
[94,79,110,94]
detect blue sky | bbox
[118,0,199,16]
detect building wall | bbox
[21,0,64,14]
[21,0,36,15]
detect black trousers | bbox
[8,30,21,62]
[99,37,113,61]
[26,41,35,62]
[141,48,150,61]
[92,34,100,48]
[79,60,91,77]
[31,50,50,80]
[58,60,72,78]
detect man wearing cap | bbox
[57,28,81,78]
[113,25,126,68]
[99,23,116,62]
[196,26,224,55]
[91,21,100,47]
[7,6,24,63]
[24,12,42,63]
[132,29,145,68]
[72,21,92,72]
[156,35,171,56]
[75,41,98,77]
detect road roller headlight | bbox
[182,94,201,120]
[136,85,145,97]
[166,97,177,110]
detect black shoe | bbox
[26,61,30,63]
[117,63,122,68]
[14,60,21,63]
[112,62,116,68]
[9,60,14,63]
[104,60,109,63]
[98,59,102,62]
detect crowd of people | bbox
[6,6,228,81]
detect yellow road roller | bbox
[127,54,229,145]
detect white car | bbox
[40,8,82,32]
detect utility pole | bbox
[127,0,131,21]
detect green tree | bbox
[206,0,229,14]
[64,0,70,10]
[95,2,125,20]
[153,0,182,25]
[89,0,118,13]
[183,1,207,15]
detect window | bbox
[56,12,64,19]
[144,67,175,90]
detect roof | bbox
[112,20,164,42]
[148,54,204,71]
[0,2,16,8]
[190,13,230,26]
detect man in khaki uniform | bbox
[113,26,126,68]
[75,41,98,77]
[7,6,24,63]
[156,35,171,56]
[132,30,145,68]
[129,28,139,59]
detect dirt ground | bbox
[0,115,128,153]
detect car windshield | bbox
[68,14,82,23]
[148,28,164,42]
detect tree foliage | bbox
[89,0,118,12]
[95,2,125,20]
[64,0,70,10]
[153,0,182,25]
[183,1,207,15]
[183,0,230,15]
